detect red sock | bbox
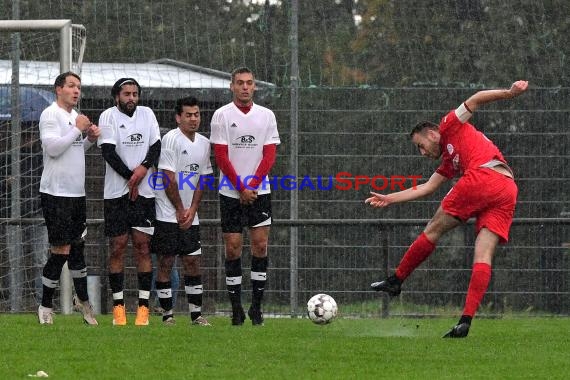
[395,232,436,281]
[462,262,492,317]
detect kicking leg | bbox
[372,206,461,295]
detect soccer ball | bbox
[307,293,338,324]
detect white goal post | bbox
[0,19,82,72]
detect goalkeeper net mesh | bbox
[0,24,86,312]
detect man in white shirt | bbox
[210,67,280,326]
[98,78,161,326]
[152,96,213,326]
[38,71,100,325]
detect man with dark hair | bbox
[210,67,280,326]
[152,96,212,326]
[98,78,161,326]
[38,71,100,325]
[367,80,529,338]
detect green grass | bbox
[1,314,569,379]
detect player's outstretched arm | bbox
[365,172,448,208]
[464,80,528,114]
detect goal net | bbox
[0,20,86,313]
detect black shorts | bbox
[104,194,155,237]
[40,193,86,246]
[151,221,201,256]
[219,193,272,233]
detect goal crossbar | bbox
[0,19,73,72]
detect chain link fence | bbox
[1,86,568,317]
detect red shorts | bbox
[441,168,518,243]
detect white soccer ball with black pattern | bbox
[307,293,338,324]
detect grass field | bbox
[1,314,568,379]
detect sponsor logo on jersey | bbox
[119,124,126,129]
[230,123,238,128]
[181,150,188,155]
[232,135,257,149]
[237,135,255,143]
[122,133,144,146]
[453,154,460,172]
[72,134,83,146]
[447,143,454,155]
[129,133,142,142]
[183,163,200,173]
[177,164,202,188]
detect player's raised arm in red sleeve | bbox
[246,144,277,189]
[463,80,529,116]
[213,143,245,191]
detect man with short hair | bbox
[210,67,280,326]
[38,71,100,325]
[367,80,529,338]
[152,96,212,326]
[98,78,161,326]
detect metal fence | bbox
[0,87,568,317]
[1,2,569,319]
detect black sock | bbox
[109,272,124,306]
[41,251,67,308]
[185,275,203,320]
[156,281,172,312]
[68,240,88,301]
[251,256,268,310]
[225,258,242,309]
[138,271,152,307]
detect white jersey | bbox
[39,102,89,197]
[209,102,280,198]
[98,105,161,199]
[155,129,213,224]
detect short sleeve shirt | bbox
[154,129,213,224]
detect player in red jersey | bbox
[366,80,529,338]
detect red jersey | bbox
[435,110,508,179]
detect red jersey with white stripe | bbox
[436,110,508,179]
